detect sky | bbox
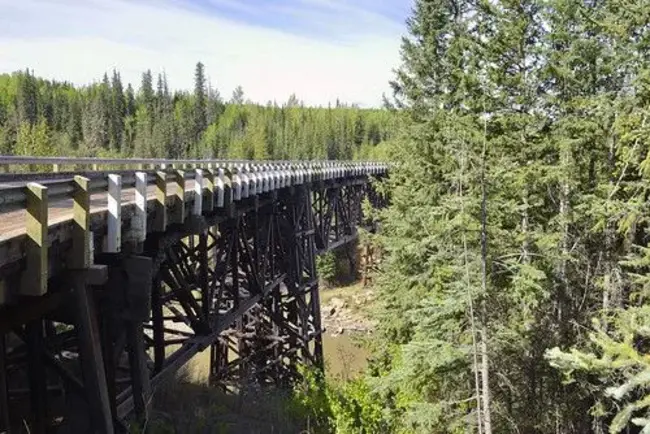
[0,0,412,107]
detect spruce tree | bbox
[193,62,208,142]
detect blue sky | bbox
[0,0,411,107]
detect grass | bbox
[140,367,316,434]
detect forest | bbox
[3,0,650,433]
[330,0,650,433]
[0,64,396,162]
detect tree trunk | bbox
[480,124,492,434]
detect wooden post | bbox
[73,269,114,434]
[193,169,203,216]
[134,172,147,244]
[173,170,185,224]
[0,334,9,433]
[21,183,48,296]
[154,171,167,232]
[71,176,90,269]
[26,320,47,433]
[204,169,215,213]
[106,174,121,253]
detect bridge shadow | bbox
[145,369,314,434]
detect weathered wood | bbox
[71,175,90,269]
[173,170,185,224]
[193,169,203,216]
[204,169,215,212]
[216,168,226,207]
[106,174,122,253]
[0,280,6,306]
[21,183,48,296]
[154,171,167,232]
[73,272,114,434]
[133,171,147,243]
[26,320,47,434]
[0,334,9,434]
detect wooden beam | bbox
[21,183,48,296]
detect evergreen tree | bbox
[231,85,245,105]
[110,70,125,152]
[193,62,207,142]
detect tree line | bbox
[0,63,396,161]
[334,0,650,433]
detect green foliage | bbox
[0,66,397,161]
[328,377,393,434]
[317,252,337,286]
[287,366,396,434]
[359,0,650,432]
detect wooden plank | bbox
[106,174,122,253]
[21,183,48,296]
[134,172,147,243]
[154,171,167,232]
[193,169,203,216]
[71,175,90,269]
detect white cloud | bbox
[0,0,404,107]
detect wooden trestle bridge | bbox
[0,156,388,433]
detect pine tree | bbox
[193,62,208,142]
[110,70,125,152]
[231,86,245,105]
[17,69,38,126]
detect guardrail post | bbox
[21,183,48,296]
[133,172,147,245]
[173,170,185,224]
[193,169,203,216]
[71,176,91,269]
[204,169,215,212]
[154,172,167,232]
[106,174,122,253]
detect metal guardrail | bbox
[0,156,387,171]
[0,156,389,209]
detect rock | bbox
[337,327,344,335]
[330,297,347,310]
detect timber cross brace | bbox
[0,157,389,433]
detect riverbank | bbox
[320,283,376,380]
